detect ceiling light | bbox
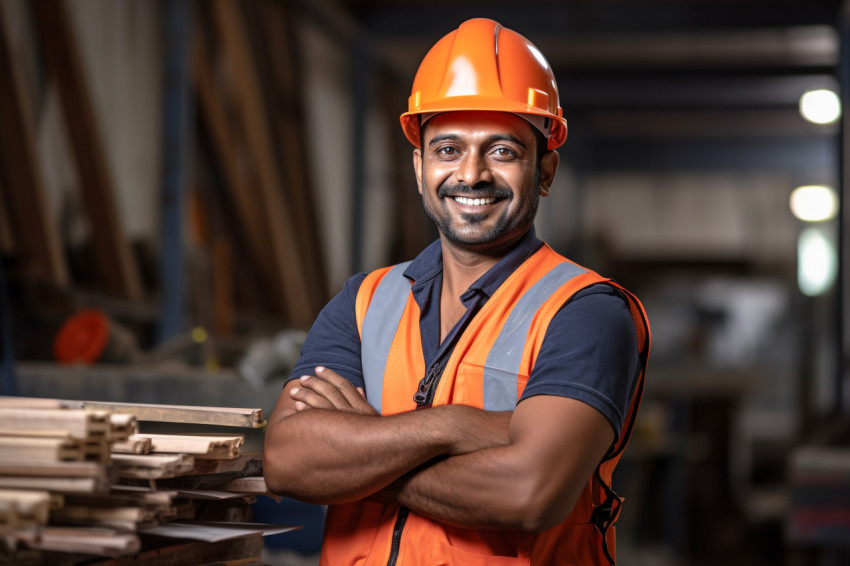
[790,185,838,222]
[798,226,837,296]
[799,89,841,124]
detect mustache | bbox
[437,182,512,200]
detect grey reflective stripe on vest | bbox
[360,262,412,414]
[482,261,588,411]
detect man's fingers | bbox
[289,385,334,410]
[299,372,353,409]
[315,367,366,405]
[294,368,378,416]
[307,367,367,407]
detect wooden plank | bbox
[31,0,142,299]
[18,526,141,556]
[99,487,178,521]
[0,475,104,493]
[184,451,261,477]
[112,435,153,455]
[0,436,84,462]
[111,453,195,479]
[93,532,262,565]
[0,396,65,409]
[0,499,16,532]
[0,460,107,478]
[81,401,265,428]
[0,397,265,427]
[213,476,280,502]
[51,504,157,530]
[0,4,68,285]
[0,407,110,439]
[0,428,75,438]
[107,413,137,442]
[109,485,179,506]
[211,0,314,327]
[0,489,51,524]
[143,452,262,491]
[213,476,268,494]
[132,433,243,459]
[83,438,112,463]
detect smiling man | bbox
[264,18,650,566]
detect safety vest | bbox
[321,244,650,566]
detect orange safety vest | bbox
[321,244,650,566]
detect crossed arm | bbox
[263,366,614,532]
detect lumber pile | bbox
[0,397,295,564]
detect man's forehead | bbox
[423,111,536,141]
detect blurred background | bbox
[0,0,848,564]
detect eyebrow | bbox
[427,133,528,148]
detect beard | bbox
[422,173,540,249]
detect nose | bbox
[455,150,493,187]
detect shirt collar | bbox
[403,227,544,301]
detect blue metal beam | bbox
[158,0,193,343]
[0,258,18,396]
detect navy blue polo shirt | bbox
[289,228,640,436]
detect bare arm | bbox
[382,395,614,532]
[262,367,510,504]
[280,369,614,532]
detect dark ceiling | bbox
[332,0,846,175]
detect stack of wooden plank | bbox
[0,397,296,564]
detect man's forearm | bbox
[263,403,510,505]
[264,408,447,504]
[383,442,536,530]
[381,396,616,533]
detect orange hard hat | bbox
[400,18,568,150]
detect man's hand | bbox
[290,366,378,416]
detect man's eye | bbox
[493,147,516,158]
[437,147,457,156]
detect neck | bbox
[439,237,505,298]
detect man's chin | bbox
[441,228,523,253]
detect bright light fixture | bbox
[790,185,838,222]
[798,226,837,296]
[799,89,841,124]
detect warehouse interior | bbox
[0,0,848,564]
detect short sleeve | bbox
[287,273,367,389]
[519,284,640,437]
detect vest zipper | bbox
[387,507,410,566]
[413,362,442,407]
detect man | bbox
[264,18,650,566]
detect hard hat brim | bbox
[400,104,568,150]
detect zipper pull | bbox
[413,364,440,407]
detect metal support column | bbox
[0,258,17,396]
[840,4,850,415]
[158,0,193,343]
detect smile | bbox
[452,196,498,206]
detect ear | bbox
[538,150,559,198]
[413,148,423,195]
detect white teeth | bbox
[454,196,496,206]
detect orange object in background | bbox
[54,309,112,365]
